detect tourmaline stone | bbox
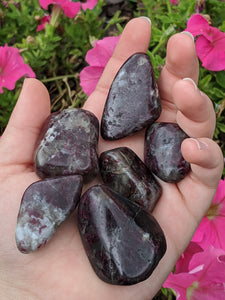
[101,53,161,140]
[99,147,162,211]
[15,175,83,253]
[78,185,167,285]
[35,108,99,182]
[145,122,190,183]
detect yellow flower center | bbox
[207,203,221,220]
[187,281,198,299]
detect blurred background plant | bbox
[0,1,225,299]
[0,1,224,163]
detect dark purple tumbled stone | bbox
[15,175,83,253]
[78,185,167,285]
[101,53,161,140]
[35,108,99,182]
[145,122,190,183]
[99,147,162,211]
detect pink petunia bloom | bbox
[79,36,120,96]
[164,246,225,299]
[39,0,81,18]
[37,15,51,31]
[191,179,225,250]
[185,14,225,71]
[174,242,204,274]
[81,0,98,11]
[170,0,178,5]
[0,44,35,93]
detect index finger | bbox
[83,17,152,120]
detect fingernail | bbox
[139,16,151,26]
[182,77,201,94]
[181,31,194,42]
[189,138,208,151]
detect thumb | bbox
[0,78,51,166]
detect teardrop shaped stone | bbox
[78,185,166,285]
[101,53,161,140]
[145,122,190,183]
[16,175,83,253]
[35,108,99,182]
[99,147,162,211]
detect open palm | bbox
[0,18,223,300]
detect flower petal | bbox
[196,35,225,71]
[82,0,98,11]
[85,36,120,67]
[79,66,104,96]
[0,45,35,93]
[185,14,212,41]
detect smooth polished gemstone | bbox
[35,108,99,182]
[15,175,83,253]
[145,122,190,183]
[78,185,167,285]
[99,147,162,211]
[101,53,161,140]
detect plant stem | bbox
[42,74,75,83]
[166,0,172,15]
[50,5,62,27]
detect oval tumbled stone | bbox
[16,175,83,253]
[78,185,167,285]
[99,147,162,211]
[101,53,161,140]
[145,122,190,183]
[35,108,99,182]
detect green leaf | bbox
[216,71,225,89]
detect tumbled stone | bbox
[101,53,161,140]
[35,108,99,182]
[99,147,162,211]
[15,175,83,253]
[145,122,190,183]
[78,185,167,285]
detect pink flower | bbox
[174,242,203,274]
[164,246,225,299]
[191,179,225,250]
[81,0,98,11]
[170,0,178,5]
[185,14,225,71]
[37,15,51,31]
[0,45,35,93]
[39,0,80,18]
[79,36,120,96]
[39,0,98,18]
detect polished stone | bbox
[145,122,190,183]
[16,175,83,253]
[99,147,162,211]
[35,108,99,182]
[101,53,161,140]
[78,185,167,285]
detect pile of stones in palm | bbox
[15,53,190,285]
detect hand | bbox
[0,18,223,299]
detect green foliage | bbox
[0,0,225,165]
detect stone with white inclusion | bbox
[35,108,99,182]
[101,53,161,140]
[78,185,167,285]
[15,175,83,253]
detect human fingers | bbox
[144,138,224,298]
[158,32,199,121]
[181,138,223,193]
[173,78,216,138]
[0,79,51,166]
[83,17,152,120]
